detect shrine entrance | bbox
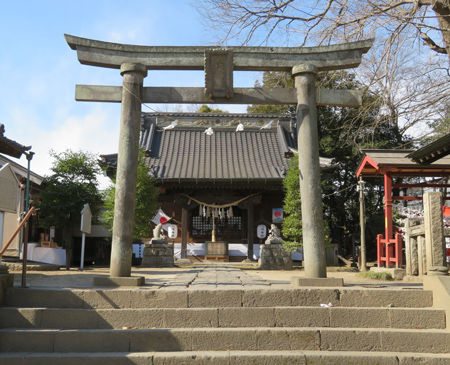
[66,34,373,280]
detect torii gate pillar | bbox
[293,65,327,278]
[110,63,147,277]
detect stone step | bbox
[0,328,448,354]
[0,306,445,330]
[1,351,450,365]
[4,287,434,309]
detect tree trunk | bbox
[433,0,450,58]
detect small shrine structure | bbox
[356,149,450,268]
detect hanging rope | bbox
[181,193,259,209]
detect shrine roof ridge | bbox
[142,112,288,120]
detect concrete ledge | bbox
[291,277,344,287]
[93,276,145,287]
[423,275,450,330]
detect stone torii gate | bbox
[65,34,372,282]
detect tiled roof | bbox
[407,133,450,164]
[145,126,289,181]
[101,112,335,182]
[361,149,450,167]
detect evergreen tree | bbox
[249,70,407,256]
[38,150,103,267]
[38,150,103,230]
[103,149,159,240]
[197,105,227,113]
[281,155,302,251]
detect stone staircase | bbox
[0,285,449,364]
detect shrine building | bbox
[101,112,332,261]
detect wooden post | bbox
[359,177,367,271]
[384,173,393,240]
[247,204,254,260]
[181,207,188,259]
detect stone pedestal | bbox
[423,192,448,276]
[141,240,174,268]
[258,244,293,270]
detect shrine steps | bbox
[0,287,449,364]
[1,351,449,365]
[0,307,446,330]
[1,287,436,308]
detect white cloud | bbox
[8,105,120,190]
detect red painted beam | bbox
[392,183,450,188]
[392,196,450,201]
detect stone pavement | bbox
[165,265,273,289]
[9,262,423,290]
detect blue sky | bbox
[0,1,261,186]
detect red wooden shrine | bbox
[356,150,450,268]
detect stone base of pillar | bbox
[258,244,293,270]
[141,241,174,268]
[427,266,449,276]
[291,277,344,287]
[93,276,145,287]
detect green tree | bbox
[38,150,103,267]
[103,149,159,240]
[281,155,302,251]
[197,105,227,113]
[282,154,331,252]
[250,70,406,257]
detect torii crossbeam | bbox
[65,34,373,281]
